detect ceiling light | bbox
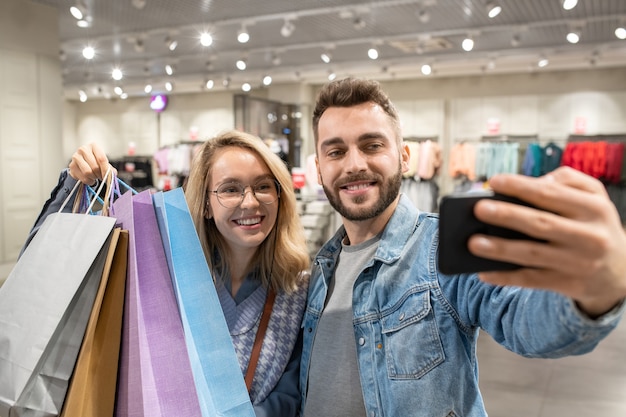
[165,64,174,75]
[165,81,173,91]
[328,71,337,81]
[76,18,91,28]
[237,25,250,44]
[236,59,247,70]
[82,45,95,60]
[114,86,124,95]
[486,1,502,18]
[206,79,214,89]
[462,37,474,52]
[242,83,251,92]
[200,32,213,47]
[70,3,86,20]
[321,52,332,64]
[78,90,87,102]
[421,64,432,75]
[280,20,295,38]
[223,77,231,88]
[144,84,153,93]
[111,67,123,81]
[271,53,281,66]
[562,0,578,10]
[165,36,178,51]
[566,29,580,44]
[511,33,521,47]
[131,0,146,10]
[353,17,366,30]
[416,8,430,24]
[615,26,626,40]
[133,38,145,53]
[368,47,379,60]
[537,57,549,67]
[262,75,272,86]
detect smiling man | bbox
[299,77,626,417]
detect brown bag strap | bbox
[244,287,276,391]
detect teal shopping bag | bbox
[152,189,255,417]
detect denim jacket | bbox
[300,195,624,417]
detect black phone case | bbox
[438,192,537,275]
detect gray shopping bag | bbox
[0,212,116,417]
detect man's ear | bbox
[400,143,410,175]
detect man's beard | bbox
[321,166,402,222]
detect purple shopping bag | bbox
[112,190,201,417]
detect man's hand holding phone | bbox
[440,166,626,318]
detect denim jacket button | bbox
[358,337,365,346]
[399,312,405,321]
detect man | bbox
[300,77,626,417]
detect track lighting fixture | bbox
[368,47,379,60]
[112,68,123,81]
[165,64,174,76]
[165,81,173,92]
[165,36,178,51]
[241,83,251,92]
[236,59,247,70]
[280,19,295,38]
[562,0,578,11]
[82,45,95,60]
[262,75,272,86]
[421,64,432,75]
[237,24,250,44]
[537,56,549,68]
[70,2,86,20]
[486,1,502,19]
[321,52,332,64]
[615,25,626,40]
[416,8,430,24]
[462,37,474,52]
[353,16,366,30]
[511,33,521,47]
[205,79,214,89]
[566,28,581,44]
[144,84,153,93]
[200,31,213,47]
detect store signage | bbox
[150,94,168,112]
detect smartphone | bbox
[438,191,540,275]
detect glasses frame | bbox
[209,179,281,208]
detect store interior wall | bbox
[0,0,63,264]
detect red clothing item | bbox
[605,142,625,184]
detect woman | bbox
[25,130,310,417]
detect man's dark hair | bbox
[312,77,401,145]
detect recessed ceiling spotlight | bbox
[537,56,549,67]
[82,45,95,59]
[206,79,214,89]
[144,84,153,93]
[421,64,432,75]
[615,26,626,40]
[368,47,379,60]
[321,52,332,64]
[486,1,502,18]
[236,59,247,70]
[262,75,272,86]
[69,2,86,20]
[562,0,578,11]
[242,83,252,92]
[237,25,250,44]
[200,31,213,47]
[462,37,474,52]
[112,67,123,81]
[566,29,580,44]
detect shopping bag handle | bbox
[59,166,113,214]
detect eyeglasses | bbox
[209,179,280,208]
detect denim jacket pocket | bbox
[380,289,445,379]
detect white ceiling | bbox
[31,0,626,100]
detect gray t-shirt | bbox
[303,234,380,417]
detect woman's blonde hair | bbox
[184,129,310,293]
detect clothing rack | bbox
[566,134,626,143]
